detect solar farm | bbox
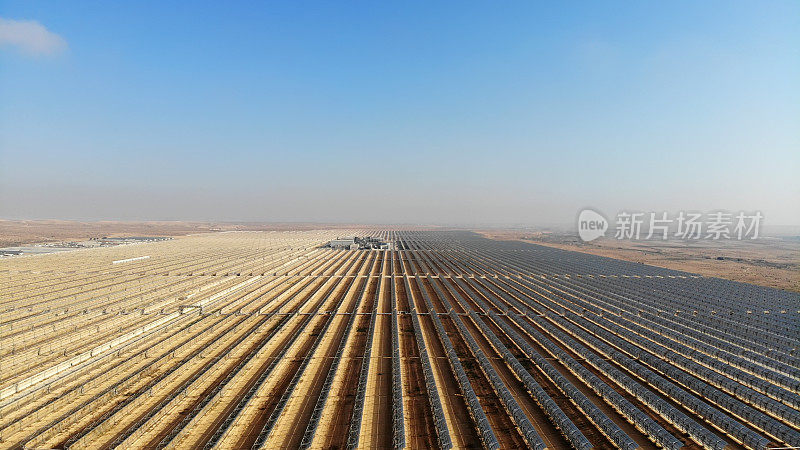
[0,229,798,449]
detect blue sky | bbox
[1,1,798,224]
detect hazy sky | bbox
[1,1,798,225]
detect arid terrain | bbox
[480,229,800,292]
[0,220,357,248]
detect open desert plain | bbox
[1,228,798,449]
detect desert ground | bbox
[480,229,800,293]
[0,219,359,248]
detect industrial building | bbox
[327,236,392,250]
[327,237,359,250]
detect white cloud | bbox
[0,17,67,56]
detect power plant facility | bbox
[327,236,393,250]
[1,229,798,449]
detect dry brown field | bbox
[0,219,365,248]
[479,230,800,293]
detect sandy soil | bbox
[0,220,361,248]
[479,230,800,293]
